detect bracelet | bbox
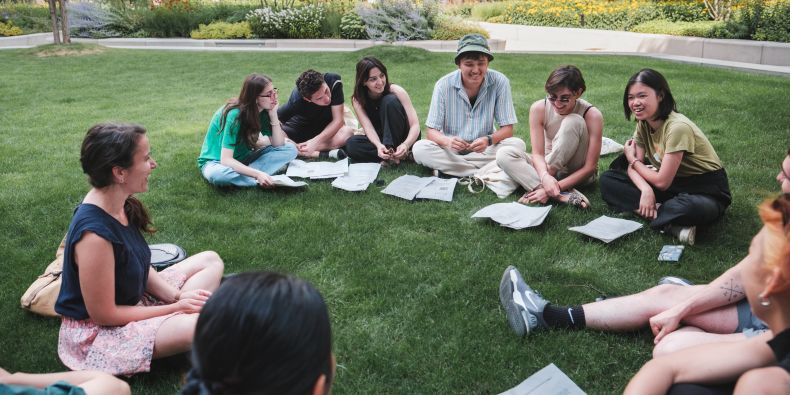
[629,159,638,169]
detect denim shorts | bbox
[736,298,769,337]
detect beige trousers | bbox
[413,137,526,177]
[496,114,593,191]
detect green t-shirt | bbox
[633,111,722,177]
[197,106,273,169]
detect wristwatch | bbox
[486,135,493,145]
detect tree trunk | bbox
[59,0,70,44]
[47,0,61,44]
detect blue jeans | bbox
[201,144,297,187]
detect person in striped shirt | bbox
[412,34,523,177]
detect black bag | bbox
[149,243,187,271]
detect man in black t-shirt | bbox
[278,70,353,158]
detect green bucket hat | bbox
[455,33,493,64]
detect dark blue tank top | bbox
[55,204,151,320]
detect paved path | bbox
[3,23,789,76]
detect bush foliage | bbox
[431,16,489,40]
[629,19,727,37]
[340,11,368,39]
[246,5,324,39]
[0,20,23,37]
[356,0,435,42]
[190,21,252,39]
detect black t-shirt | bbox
[277,72,344,140]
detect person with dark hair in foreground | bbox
[499,149,790,358]
[0,368,130,395]
[181,271,334,395]
[57,123,224,375]
[277,69,354,159]
[600,68,731,245]
[624,194,790,395]
[497,64,604,208]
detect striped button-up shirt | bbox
[425,69,518,141]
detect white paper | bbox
[271,175,307,188]
[415,177,458,202]
[568,215,642,243]
[472,202,551,229]
[600,136,624,156]
[332,163,381,192]
[498,363,586,395]
[285,158,349,179]
[381,175,436,200]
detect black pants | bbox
[345,94,410,163]
[667,383,734,395]
[600,154,731,230]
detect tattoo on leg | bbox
[720,278,745,302]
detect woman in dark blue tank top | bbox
[54,123,224,376]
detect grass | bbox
[0,44,788,394]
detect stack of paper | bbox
[286,158,349,179]
[472,202,551,229]
[332,163,381,192]
[381,175,458,202]
[568,215,642,243]
[271,175,307,188]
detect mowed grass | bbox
[0,45,788,394]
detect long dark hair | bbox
[182,272,333,395]
[80,123,154,234]
[623,68,677,121]
[353,56,391,111]
[220,74,272,149]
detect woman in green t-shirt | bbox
[600,69,731,245]
[197,74,297,188]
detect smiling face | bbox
[458,56,489,86]
[778,155,790,194]
[547,87,579,116]
[627,82,661,122]
[121,135,156,194]
[306,83,332,107]
[364,67,387,97]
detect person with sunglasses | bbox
[497,65,603,208]
[198,73,297,188]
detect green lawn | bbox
[0,45,788,394]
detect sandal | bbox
[561,188,591,209]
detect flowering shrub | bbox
[246,5,324,39]
[431,15,489,40]
[191,21,252,39]
[356,0,433,42]
[0,20,23,36]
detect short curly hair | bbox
[296,69,325,99]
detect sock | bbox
[543,304,586,329]
[328,149,346,160]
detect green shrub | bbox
[0,3,50,33]
[246,5,324,39]
[470,1,511,21]
[629,19,727,37]
[0,20,23,37]
[655,0,708,22]
[499,0,659,30]
[340,11,368,39]
[190,21,252,39]
[320,5,344,38]
[754,0,790,42]
[356,0,433,42]
[431,16,490,40]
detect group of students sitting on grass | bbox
[1,33,787,395]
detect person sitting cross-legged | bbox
[412,33,523,177]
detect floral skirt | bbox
[57,266,187,376]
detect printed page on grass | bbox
[271,175,307,188]
[381,175,437,200]
[286,158,349,179]
[472,202,551,229]
[415,177,458,202]
[332,163,381,192]
[498,363,586,395]
[568,215,642,243]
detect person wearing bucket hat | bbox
[412,33,522,177]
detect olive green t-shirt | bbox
[197,106,272,169]
[633,111,722,177]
